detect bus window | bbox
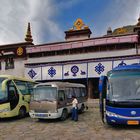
[14,80,29,95]
[32,86,57,101]
[66,88,74,99]
[81,88,86,97]
[0,78,7,101]
[65,88,71,99]
[74,88,81,98]
[8,81,18,98]
[58,90,65,101]
[27,82,34,94]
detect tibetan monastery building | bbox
[1,18,140,98]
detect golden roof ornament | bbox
[115,27,127,34]
[72,18,89,30]
[25,22,33,43]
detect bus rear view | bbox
[99,64,140,125]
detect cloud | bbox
[0,0,31,44]
[31,0,81,44]
[107,0,140,26]
[0,0,81,45]
[94,0,140,36]
[30,0,64,44]
[0,0,66,45]
[0,0,140,45]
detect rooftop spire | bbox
[107,27,112,35]
[136,14,140,26]
[25,22,33,43]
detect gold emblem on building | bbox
[17,47,23,56]
[68,18,89,31]
[74,19,84,30]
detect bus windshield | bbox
[109,75,140,102]
[32,86,57,101]
[0,78,7,101]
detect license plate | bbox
[36,114,48,117]
[127,120,139,125]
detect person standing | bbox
[71,95,78,121]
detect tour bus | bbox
[29,82,87,120]
[99,63,140,125]
[0,75,35,118]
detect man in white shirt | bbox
[71,95,78,121]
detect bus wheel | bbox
[79,104,85,113]
[60,109,68,121]
[18,107,26,118]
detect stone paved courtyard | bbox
[0,99,140,140]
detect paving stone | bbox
[0,99,140,140]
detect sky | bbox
[0,0,140,45]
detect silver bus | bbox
[29,82,87,120]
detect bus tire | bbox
[79,104,85,113]
[60,109,68,121]
[18,107,26,118]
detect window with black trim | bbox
[74,88,81,98]
[66,88,74,99]
[81,88,86,97]
[5,57,14,69]
[27,82,35,94]
[58,90,65,101]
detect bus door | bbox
[99,76,107,123]
[58,90,66,108]
[7,80,19,110]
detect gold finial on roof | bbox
[25,22,33,43]
[73,18,89,30]
[115,27,127,34]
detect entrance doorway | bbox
[87,78,99,99]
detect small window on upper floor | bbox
[5,57,14,70]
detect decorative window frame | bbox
[5,57,14,70]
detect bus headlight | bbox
[30,110,35,113]
[54,109,58,113]
[0,108,10,112]
[48,109,58,113]
[106,111,119,118]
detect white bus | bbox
[29,82,88,120]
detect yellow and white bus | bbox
[29,82,88,121]
[0,75,35,118]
